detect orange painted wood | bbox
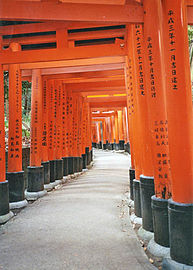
[41,79,49,162]
[0,22,124,36]
[72,94,78,157]
[0,44,126,66]
[0,65,6,182]
[61,83,68,157]
[125,27,142,179]
[48,80,55,161]
[58,0,126,5]
[55,81,63,159]
[8,43,22,172]
[30,69,43,167]
[162,0,193,203]
[66,89,74,156]
[143,0,171,199]
[131,24,154,177]
[114,111,119,143]
[0,1,144,23]
[21,63,124,77]
[18,56,125,71]
[118,110,124,140]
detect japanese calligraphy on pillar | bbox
[8,64,22,172]
[48,80,54,161]
[30,69,42,167]
[61,83,67,157]
[42,79,48,162]
[0,66,5,181]
[167,10,178,91]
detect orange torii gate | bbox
[0,1,192,268]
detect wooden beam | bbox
[0,44,125,65]
[0,1,144,23]
[58,0,126,5]
[187,6,193,24]
[21,63,124,77]
[18,56,125,71]
[87,96,126,103]
[68,79,125,90]
[90,101,127,108]
[81,90,125,96]
[0,22,124,36]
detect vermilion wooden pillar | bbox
[0,64,13,223]
[41,78,51,190]
[81,99,87,169]
[162,0,193,266]
[143,0,172,246]
[77,95,83,171]
[118,110,124,150]
[130,24,155,232]
[66,89,74,175]
[27,69,46,199]
[72,93,79,173]
[61,83,69,177]
[54,80,63,181]
[114,111,119,149]
[125,26,142,215]
[48,79,56,183]
[7,43,27,208]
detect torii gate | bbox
[0,0,192,268]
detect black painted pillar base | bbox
[133,179,142,217]
[79,157,83,172]
[103,144,107,150]
[27,166,44,192]
[140,175,155,232]
[99,141,102,149]
[85,147,90,165]
[62,157,68,176]
[151,195,169,247]
[55,159,63,180]
[91,149,93,162]
[6,171,25,203]
[82,154,87,169]
[41,161,50,185]
[92,142,97,148]
[50,160,56,183]
[0,181,13,224]
[125,142,130,154]
[26,166,47,200]
[68,157,74,175]
[119,140,125,150]
[129,168,135,201]
[75,157,80,173]
[115,143,120,151]
[168,199,193,266]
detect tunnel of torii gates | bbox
[0,0,192,268]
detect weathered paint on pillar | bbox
[143,0,172,199]
[0,65,6,182]
[30,69,42,167]
[162,0,193,204]
[8,43,22,172]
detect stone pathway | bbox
[0,150,156,270]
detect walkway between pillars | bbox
[0,150,156,270]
